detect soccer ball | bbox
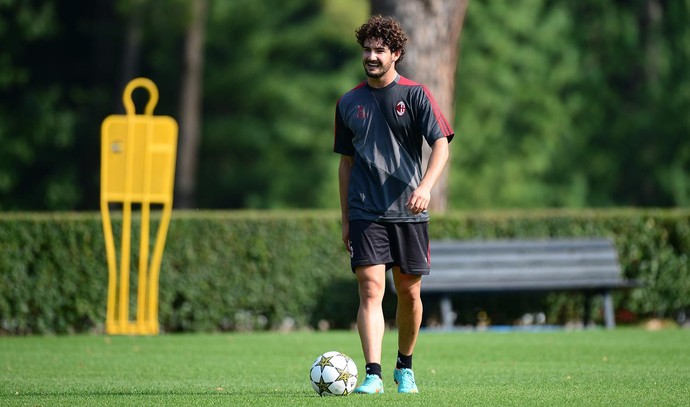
[309,351,358,396]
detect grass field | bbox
[1,328,688,406]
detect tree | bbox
[197,0,366,209]
[0,0,118,210]
[451,0,690,209]
[176,0,208,208]
[563,0,690,206]
[370,0,469,212]
[451,0,583,208]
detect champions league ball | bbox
[309,351,358,396]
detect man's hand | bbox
[407,185,431,214]
[341,222,351,253]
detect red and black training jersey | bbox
[334,75,454,222]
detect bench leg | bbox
[439,296,456,330]
[603,290,616,329]
[583,293,592,327]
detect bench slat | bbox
[429,266,622,280]
[431,239,614,253]
[422,280,628,292]
[432,255,618,269]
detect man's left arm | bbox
[406,137,450,214]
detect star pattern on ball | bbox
[335,366,353,384]
[316,376,333,395]
[316,355,334,369]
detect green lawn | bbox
[1,328,688,406]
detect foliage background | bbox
[0,0,688,211]
[452,0,690,209]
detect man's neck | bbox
[367,70,399,89]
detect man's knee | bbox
[356,266,386,301]
[359,281,385,302]
[396,278,421,304]
[394,270,421,291]
[397,286,421,305]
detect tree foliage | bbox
[454,1,592,208]
[563,0,690,207]
[452,0,690,209]
[0,1,88,210]
[0,0,688,210]
[198,0,366,208]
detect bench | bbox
[388,238,639,330]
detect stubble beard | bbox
[364,61,392,79]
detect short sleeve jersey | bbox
[334,75,454,222]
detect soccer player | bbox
[334,15,454,394]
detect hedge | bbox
[0,209,688,335]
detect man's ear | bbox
[392,49,401,62]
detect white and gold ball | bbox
[309,351,358,396]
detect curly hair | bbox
[355,15,408,64]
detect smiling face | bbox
[362,37,401,87]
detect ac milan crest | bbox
[395,101,406,116]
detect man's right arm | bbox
[338,155,354,251]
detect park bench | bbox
[389,238,639,330]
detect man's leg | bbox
[353,264,387,394]
[392,267,422,393]
[356,264,387,366]
[392,267,422,356]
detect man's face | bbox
[362,38,399,79]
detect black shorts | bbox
[348,220,430,275]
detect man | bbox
[334,15,454,394]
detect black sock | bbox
[396,351,413,369]
[365,363,382,379]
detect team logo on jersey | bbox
[356,105,367,119]
[395,101,406,116]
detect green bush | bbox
[0,209,688,334]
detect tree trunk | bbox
[116,3,143,114]
[176,0,208,208]
[370,0,468,212]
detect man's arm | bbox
[406,137,450,214]
[339,155,355,251]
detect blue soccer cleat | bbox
[394,368,419,393]
[353,374,384,394]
